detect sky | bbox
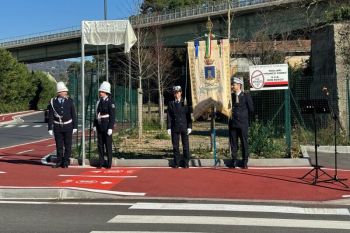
[0,0,139,40]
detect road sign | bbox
[249,64,288,91]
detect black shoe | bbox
[172,164,179,169]
[242,164,248,169]
[230,160,237,169]
[96,166,102,169]
[183,164,189,169]
[52,163,61,168]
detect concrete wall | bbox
[311,23,350,134]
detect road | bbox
[0,111,48,148]
[0,200,349,233]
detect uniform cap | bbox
[56,82,68,93]
[231,77,243,85]
[173,86,182,92]
[99,81,111,94]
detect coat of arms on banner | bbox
[187,18,231,120]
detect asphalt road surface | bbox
[1,200,350,233]
[0,111,49,148]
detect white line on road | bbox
[90,231,205,233]
[0,138,52,150]
[58,175,137,178]
[33,125,43,128]
[108,215,350,230]
[0,186,145,196]
[130,203,350,216]
[4,125,15,128]
[16,149,34,155]
[18,125,29,128]
[47,144,56,147]
[0,171,6,174]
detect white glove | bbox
[72,129,77,134]
[187,128,192,135]
[48,130,53,136]
[107,129,113,136]
[167,129,171,135]
[93,127,96,132]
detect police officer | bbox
[167,86,192,168]
[48,82,77,168]
[93,81,116,169]
[229,77,254,169]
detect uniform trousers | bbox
[97,130,113,168]
[229,126,249,166]
[171,131,190,166]
[54,131,72,166]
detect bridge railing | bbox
[0,27,81,48]
[130,0,283,26]
[0,0,289,48]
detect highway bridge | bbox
[0,0,336,63]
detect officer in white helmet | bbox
[48,81,78,168]
[228,77,254,169]
[93,81,116,169]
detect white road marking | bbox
[18,125,29,128]
[47,144,56,147]
[16,149,34,155]
[0,171,6,174]
[130,203,350,216]
[33,125,43,128]
[4,125,15,128]
[0,138,52,150]
[108,215,350,229]
[58,175,137,178]
[0,186,145,196]
[91,232,204,233]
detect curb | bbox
[0,187,145,200]
[43,154,311,168]
[301,145,350,154]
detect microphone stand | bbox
[322,88,348,188]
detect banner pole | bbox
[81,21,86,167]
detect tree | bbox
[140,0,220,14]
[153,26,176,129]
[0,48,56,112]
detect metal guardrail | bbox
[0,0,294,48]
[0,27,81,48]
[129,0,288,26]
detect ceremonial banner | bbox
[187,39,231,120]
[82,20,137,53]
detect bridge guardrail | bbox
[0,0,294,48]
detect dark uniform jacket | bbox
[93,96,116,132]
[167,100,192,133]
[48,97,77,132]
[229,92,254,129]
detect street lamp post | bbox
[105,0,109,82]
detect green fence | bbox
[67,71,138,160]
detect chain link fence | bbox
[65,71,350,162]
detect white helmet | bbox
[99,81,111,94]
[56,81,68,93]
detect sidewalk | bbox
[1,138,350,202]
[0,110,36,125]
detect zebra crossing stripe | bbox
[129,203,350,216]
[33,125,43,128]
[4,125,15,128]
[18,125,29,128]
[108,215,350,229]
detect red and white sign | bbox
[249,64,288,91]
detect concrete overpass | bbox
[0,0,336,63]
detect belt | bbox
[98,114,110,119]
[54,119,72,125]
